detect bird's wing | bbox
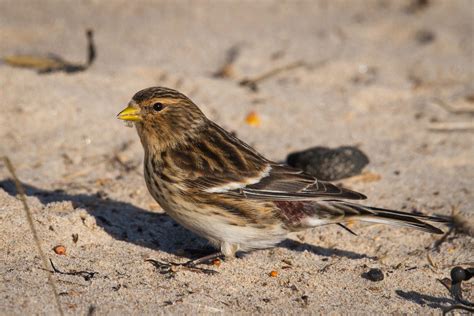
[180,121,366,200]
[187,163,366,200]
[230,163,366,200]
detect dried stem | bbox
[2,156,64,316]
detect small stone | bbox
[415,29,435,44]
[363,268,384,282]
[287,146,369,181]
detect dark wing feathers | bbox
[275,200,446,234]
[233,164,367,201]
[324,201,446,234]
[181,121,366,201]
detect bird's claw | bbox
[181,261,218,275]
[146,259,179,274]
[146,259,218,275]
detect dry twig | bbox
[239,60,307,92]
[2,29,96,74]
[49,259,97,281]
[2,156,64,316]
[432,98,474,115]
[427,121,474,132]
[213,45,241,78]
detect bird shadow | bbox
[395,290,455,310]
[0,179,372,261]
[278,239,376,260]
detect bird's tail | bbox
[311,200,448,234]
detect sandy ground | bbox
[1,0,473,314]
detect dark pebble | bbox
[363,268,384,282]
[286,146,369,181]
[450,266,467,283]
[415,29,436,44]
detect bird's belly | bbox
[165,201,287,251]
[151,186,286,251]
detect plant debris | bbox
[438,266,474,314]
[2,157,64,316]
[431,97,474,115]
[49,259,97,281]
[239,61,306,92]
[146,259,218,275]
[245,111,261,127]
[427,121,474,132]
[53,245,66,255]
[213,44,241,78]
[2,29,96,74]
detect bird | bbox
[117,87,446,266]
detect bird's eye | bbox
[152,102,164,112]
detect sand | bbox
[0,0,473,314]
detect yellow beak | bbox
[117,105,141,121]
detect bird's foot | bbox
[146,252,223,275]
[186,251,224,266]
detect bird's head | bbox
[117,87,207,150]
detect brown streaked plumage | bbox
[117,87,446,261]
